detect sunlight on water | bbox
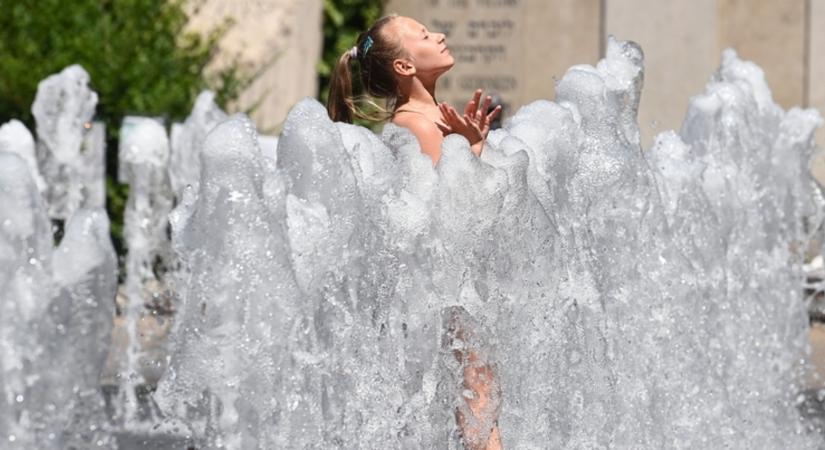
[0,38,823,449]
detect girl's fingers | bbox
[480,96,492,118]
[464,115,479,133]
[464,113,481,128]
[440,103,457,125]
[464,100,476,118]
[464,89,482,117]
[449,106,462,123]
[486,105,502,122]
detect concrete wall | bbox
[195,0,823,165]
[717,0,807,108]
[605,0,815,149]
[385,0,823,157]
[186,0,323,133]
[521,0,601,103]
[605,0,718,144]
[385,0,601,117]
[811,0,825,181]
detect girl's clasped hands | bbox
[437,89,502,156]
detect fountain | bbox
[31,65,105,220]
[1,37,824,448]
[116,115,174,427]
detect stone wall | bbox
[386,0,825,164]
[811,0,825,181]
[193,1,824,180]
[186,0,322,134]
[385,0,602,121]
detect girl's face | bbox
[393,16,454,76]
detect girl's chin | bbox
[432,62,455,78]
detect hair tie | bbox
[362,36,374,57]
[348,46,358,59]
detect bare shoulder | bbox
[392,112,441,137]
[391,112,444,163]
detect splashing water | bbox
[117,116,174,426]
[169,91,229,198]
[31,65,102,220]
[0,37,824,448]
[0,150,117,448]
[0,152,54,448]
[152,38,824,448]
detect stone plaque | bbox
[385,0,601,118]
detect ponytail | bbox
[326,15,404,124]
[327,51,357,123]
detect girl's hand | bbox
[437,89,502,156]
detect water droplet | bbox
[15,395,23,403]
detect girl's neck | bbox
[396,76,439,112]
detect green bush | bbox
[0,0,384,264]
[0,0,248,260]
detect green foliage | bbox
[318,0,385,108]
[0,0,249,259]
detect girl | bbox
[327,14,501,164]
[326,14,503,450]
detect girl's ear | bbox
[393,58,416,77]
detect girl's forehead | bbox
[394,16,425,35]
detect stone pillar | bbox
[521,0,601,103]
[810,0,825,152]
[386,0,822,158]
[717,0,807,109]
[186,0,323,132]
[605,0,718,147]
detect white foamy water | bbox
[0,150,117,448]
[31,65,102,220]
[117,116,174,426]
[0,37,823,449]
[152,39,824,448]
[169,91,228,198]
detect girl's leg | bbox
[454,349,502,450]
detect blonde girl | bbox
[326,14,503,450]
